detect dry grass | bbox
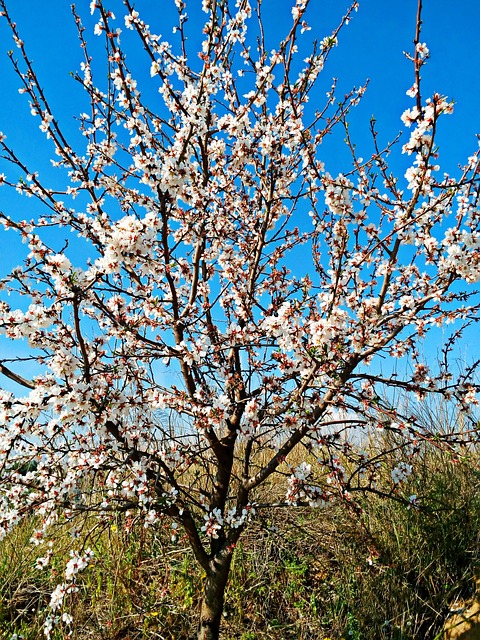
[1,439,480,639]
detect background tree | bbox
[0,1,479,638]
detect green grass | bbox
[1,443,480,639]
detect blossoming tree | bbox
[0,0,479,638]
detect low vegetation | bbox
[1,436,480,640]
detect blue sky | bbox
[0,0,478,201]
[0,0,478,173]
[0,0,479,392]
[1,0,478,254]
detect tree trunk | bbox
[197,553,232,640]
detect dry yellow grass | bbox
[443,577,480,640]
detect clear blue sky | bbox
[0,0,478,175]
[1,0,478,278]
[0,0,478,241]
[0,1,479,391]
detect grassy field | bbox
[1,438,480,640]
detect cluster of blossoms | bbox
[46,547,94,621]
[225,505,256,529]
[286,462,330,507]
[201,508,224,539]
[0,302,52,340]
[120,461,149,504]
[42,548,92,639]
[261,302,301,353]
[307,307,349,353]
[391,462,413,485]
[201,504,256,538]
[65,548,94,582]
[323,174,354,216]
[94,213,158,275]
[402,93,453,157]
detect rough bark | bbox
[197,553,233,640]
